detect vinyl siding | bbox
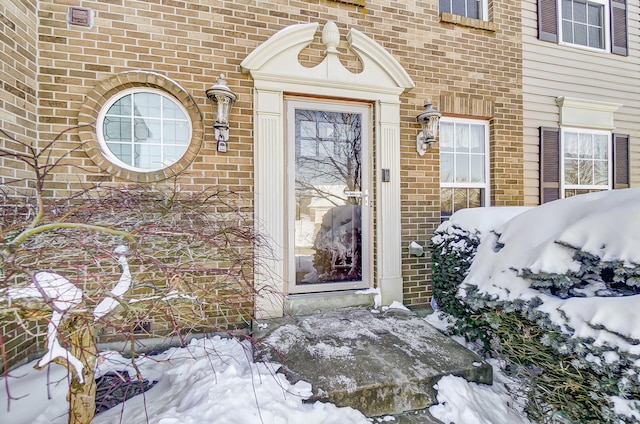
[523,0,640,205]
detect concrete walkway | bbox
[253,307,492,420]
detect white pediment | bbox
[240,21,414,97]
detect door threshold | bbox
[284,290,376,315]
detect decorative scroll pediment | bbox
[240,21,414,94]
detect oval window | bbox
[97,89,192,172]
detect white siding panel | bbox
[523,0,640,204]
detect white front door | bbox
[287,99,371,294]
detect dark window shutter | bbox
[613,133,630,188]
[611,0,628,56]
[538,0,558,42]
[540,127,561,204]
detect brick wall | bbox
[0,0,41,371]
[2,0,523,343]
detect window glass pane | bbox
[103,117,131,142]
[466,0,479,19]
[440,122,454,151]
[108,96,131,116]
[136,118,161,144]
[106,143,131,165]
[588,3,601,25]
[452,0,466,16]
[439,0,451,13]
[441,152,454,183]
[564,132,578,157]
[163,97,186,119]
[578,133,593,158]
[588,27,602,48]
[134,144,161,169]
[163,121,190,145]
[455,124,469,150]
[562,0,573,19]
[578,161,593,185]
[454,188,468,212]
[562,20,574,43]
[565,159,579,184]
[470,155,485,183]
[594,135,608,159]
[573,1,586,23]
[594,160,608,185]
[441,188,453,218]
[574,23,588,45]
[468,188,482,208]
[470,125,484,153]
[455,154,469,182]
[134,93,161,118]
[163,146,186,165]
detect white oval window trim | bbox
[96,88,193,172]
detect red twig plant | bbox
[0,127,270,423]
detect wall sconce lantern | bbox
[416,99,441,156]
[206,73,237,152]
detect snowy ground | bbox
[6,188,640,423]
[1,313,529,424]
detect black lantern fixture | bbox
[416,99,441,156]
[206,73,237,152]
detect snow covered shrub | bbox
[456,190,640,423]
[430,219,489,348]
[430,208,529,350]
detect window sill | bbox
[439,12,497,32]
[329,0,366,6]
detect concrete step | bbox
[253,307,492,418]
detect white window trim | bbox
[440,117,491,207]
[560,127,612,196]
[481,0,489,21]
[557,0,611,52]
[96,87,192,173]
[440,0,489,21]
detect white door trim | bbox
[241,21,414,318]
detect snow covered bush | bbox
[431,190,640,423]
[430,207,529,350]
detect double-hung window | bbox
[562,128,610,197]
[560,0,607,49]
[439,0,487,20]
[440,118,490,222]
[538,0,628,55]
[539,127,629,203]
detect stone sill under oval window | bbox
[439,12,497,32]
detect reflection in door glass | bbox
[294,109,362,285]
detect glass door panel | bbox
[288,101,370,293]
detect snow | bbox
[4,188,640,423]
[7,271,86,381]
[430,375,529,424]
[2,331,531,424]
[93,245,132,320]
[461,188,640,353]
[1,337,370,424]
